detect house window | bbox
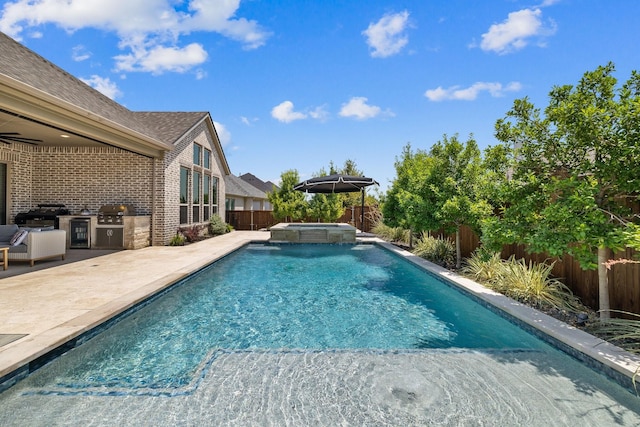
[204,148,211,169]
[225,198,235,211]
[193,170,201,223]
[193,143,202,166]
[212,176,219,215]
[203,174,211,220]
[179,167,189,224]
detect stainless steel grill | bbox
[95,204,135,248]
[97,204,136,225]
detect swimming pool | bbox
[1,242,640,425]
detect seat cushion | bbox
[0,224,19,243]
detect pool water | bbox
[23,244,549,391]
[2,243,640,425]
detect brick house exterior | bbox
[0,32,230,247]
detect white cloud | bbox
[271,101,307,123]
[114,43,208,74]
[362,10,410,58]
[425,81,522,101]
[479,8,556,54]
[213,121,231,147]
[308,105,329,121]
[71,45,91,61]
[79,75,122,99]
[0,0,271,74]
[339,97,393,120]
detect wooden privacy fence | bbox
[225,210,280,231]
[225,206,376,233]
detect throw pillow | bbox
[10,230,28,246]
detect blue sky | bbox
[1,1,638,193]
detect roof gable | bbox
[225,174,267,199]
[239,173,278,193]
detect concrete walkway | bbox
[0,230,269,382]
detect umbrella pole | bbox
[361,188,365,232]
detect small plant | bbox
[412,232,456,269]
[179,225,203,243]
[461,249,504,284]
[586,311,640,354]
[372,222,410,244]
[499,257,581,311]
[463,251,582,313]
[169,233,186,246]
[209,214,229,236]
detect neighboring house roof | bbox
[239,173,279,193]
[224,174,267,199]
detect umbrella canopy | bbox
[294,174,379,231]
[293,174,378,194]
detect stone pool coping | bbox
[1,232,639,392]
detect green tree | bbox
[383,143,435,232]
[427,134,493,268]
[268,169,308,222]
[384,137,493,268]
[308,193,344,222]
[483,63,640,318]
[307,166,344,222]
[332,159,366,209]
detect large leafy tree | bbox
[426,135,493,268]
[307,166,344,222]
[268,169,308,222]
[483,63,640,318]
[384,136,494,268]
[332,159,366,209]
[383,143,435,232]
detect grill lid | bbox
[98,204,136,216]
[16,204,69,219]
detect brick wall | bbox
[30,146,155,215]
[161,120,227,245]
[1,119,228,246]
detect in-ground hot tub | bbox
[270,223,356,243]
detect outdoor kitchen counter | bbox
[58,215,151,250]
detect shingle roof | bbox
[132,112,209,145]
[0,32,161,140]
[224,174,267,199]
[239,173,279,193]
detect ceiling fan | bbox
[0,132,42,145]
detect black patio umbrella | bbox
[294,174,379,230]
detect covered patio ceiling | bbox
[0,109,103,148]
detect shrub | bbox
[169,233,186,246]
[461,248,504,284]
[463,251,581,313]
[372,222,410,245]
[209,214,228,236]
[179,225,203,243]
[586,311,640,354]
[413,232,455,269]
